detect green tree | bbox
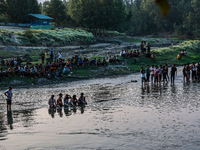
[69,0,126,31]
[42,1,50,15]
[7,0,40,23]
[0,0,7,14]
[46,0,67,25]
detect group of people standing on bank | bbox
[141,62,200,85]
[48,93,87,108]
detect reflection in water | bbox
[0,112,7,141]
[57,108,63,117]
[48,106,85,118]
[0,69,200,150]
[48,108,56,118]
[7,111,13,130]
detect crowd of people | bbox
[140,62,200,86]
[48,93,87,108]
[0,49,119,81]
[120,49,140,57]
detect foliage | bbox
[126,0,200,36]
[0,0,7,14]
[6,0,40,23]
[69,0,126,31]
[45,0,67,26]
[0,28,95,46]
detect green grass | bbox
[122,40,200,71]
[0,40,199,86]
[0,28,95,46]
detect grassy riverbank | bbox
[0,40,199,87]
[0,28,95,46]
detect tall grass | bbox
[0,28,95,46]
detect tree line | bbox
[0,0,199,36]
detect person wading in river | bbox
[150,65,155,84]
[48,95,56,108]
[140,66,146,86]
[170,64,177,84]
[154,65,159,85]
[4,86,13,110]
[56,93,63,107]
[186,63,191,82]
[182,64,187,82]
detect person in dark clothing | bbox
[147,43,151,53]
[141,41,144,54]
[41,52,45,64]
[170,64,177,84]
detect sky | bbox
[38,0,48,3]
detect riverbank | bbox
[0,39,199,87]
[0,28,95,46]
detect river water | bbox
[0,68,200,150]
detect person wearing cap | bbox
[48,95,56,108]
[4,86,13,110]
[56,93,63,107]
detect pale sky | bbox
[38,0,49,3]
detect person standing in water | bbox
[170,64,177,84]
[186,63,191,82]
[64,94,71,107]
[182,64,187,82]
[140,66,146,86]
[197,62,200,81]
[4,86,13,110]
[150,65,155,84]
[191,62,197,81]
[78,93,87,105]
[56,93,63,107]
[145,65,150,83]
[48,95,56,108]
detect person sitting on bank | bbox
[177,54,181,60]
[56,93,63,107]
[78,93,87,106]
[63,66,70,75]
[48,95,56,108]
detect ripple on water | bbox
[0,70,200,149]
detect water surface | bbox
[0,69,200,150]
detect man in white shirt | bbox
[58,51,62,61]
[150,65,155,83]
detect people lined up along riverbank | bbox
[0,49,125,81]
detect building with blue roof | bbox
[29,14,54,29]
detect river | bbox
[0,68,200,150]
